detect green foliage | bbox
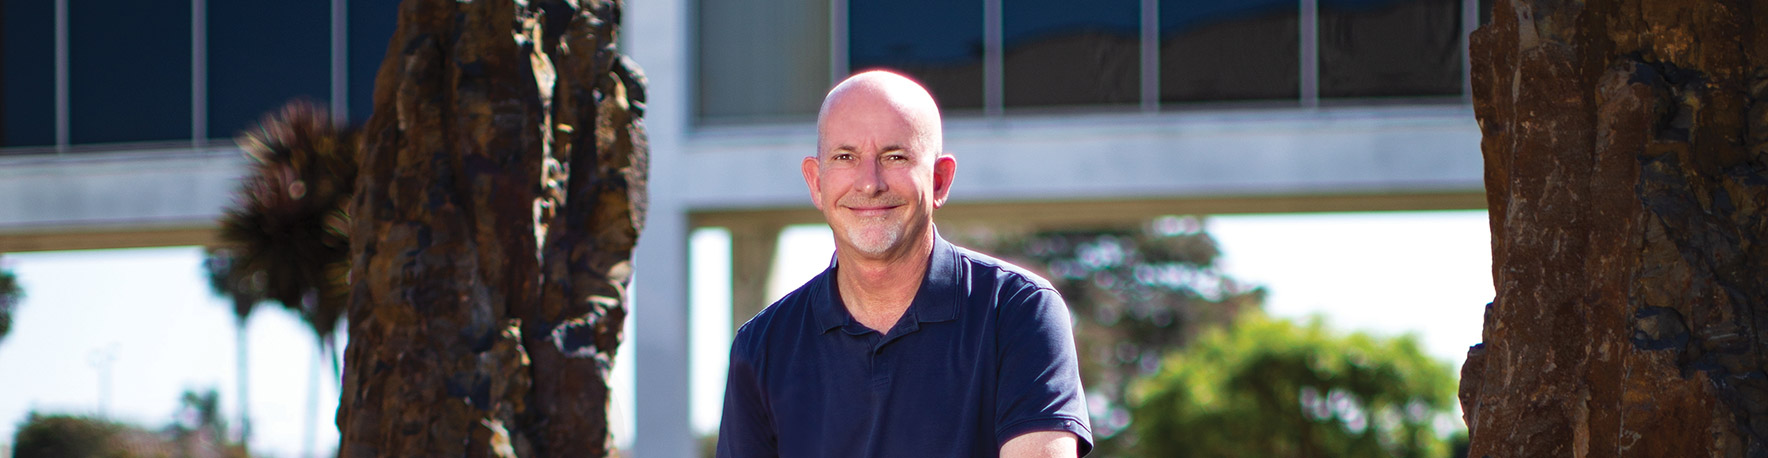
[171,388,228,443]
[0,257,19,343]
[954,216,1264,452]
[1131,315,1459,458]
[13,389,249,458]
[12,413,129,458]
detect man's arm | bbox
[1001,431,1079,458]
[993,287,1094,455]
[716,336,777,458]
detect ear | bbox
[931,153,956,209]
[802,155,825,210]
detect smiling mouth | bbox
[846,205,898,217]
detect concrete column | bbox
[626,0,694,454]
[728,222,782,334]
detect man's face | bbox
[803,92,954,260]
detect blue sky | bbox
[0,210,1492,456]
[0,247,341,457]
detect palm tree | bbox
[220,101,355,346]
[202,248,264,448]
[216,100,357,457]
[0,256,22,345]
[172,387,231,455]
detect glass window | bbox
[2,0,55,148]
[1002,0,1139,109]
[69,0,192,145]
[208,2,329,140]
[698,0,830,124]
[1319,0,1462,98]
[849,0,984,111]
[1160,0,1299,104]
[349,1,400,124]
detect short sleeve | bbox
[993,286,1095,456]
[716,335,778,458]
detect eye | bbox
[830,152,854,161]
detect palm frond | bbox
[0,258,20,341]
[203,248,267,321]
[218,100,358,341]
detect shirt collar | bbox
[813,229,961,334]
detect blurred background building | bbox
[0,1,395,250]
[2,0,1490,456]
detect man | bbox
[716,71,1093,457]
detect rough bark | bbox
[1462,0,1768,456]
[335,0,646,456]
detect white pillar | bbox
[627,0,695,455]
[729,222,783,334]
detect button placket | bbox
[869,334,891,388]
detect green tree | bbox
[12,413,128,458]
[13,390,248,458]
[219,100,356,358]
[203,248,264,447]
[0,256,20,344]
[169,387,239,457]
[217,100,357,457]
[957,215,1265,454]
[1131,315,1459,458]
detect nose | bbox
[855,156,887,195]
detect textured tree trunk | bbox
[335,0,646,456]
[1461,0,1768,456]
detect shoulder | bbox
[730,267,829,357]
[947,244,1075,335]
[950,243,1059,297]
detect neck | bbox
[834,227,936,333]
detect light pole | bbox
[88,345,116,417]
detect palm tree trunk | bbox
[304,339,319,458]
[236,317,251,449]
[327,334,340,379]
[1461,0,1768,455]
[334,1,645,457]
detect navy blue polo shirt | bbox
[716,233,1093,457]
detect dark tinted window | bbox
[2,0,55,147]
[1319,0,1462,98]
[1003,0,1138,108]
[349,1,400,123]
[208,1,329,139]
[698,0,829,123]
[69,1,192,144]
[849,0,984,110]
[1160,0,1299,104]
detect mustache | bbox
[838,194,908,208]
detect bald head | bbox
[802,70,957,261]
[816,71,943,156]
